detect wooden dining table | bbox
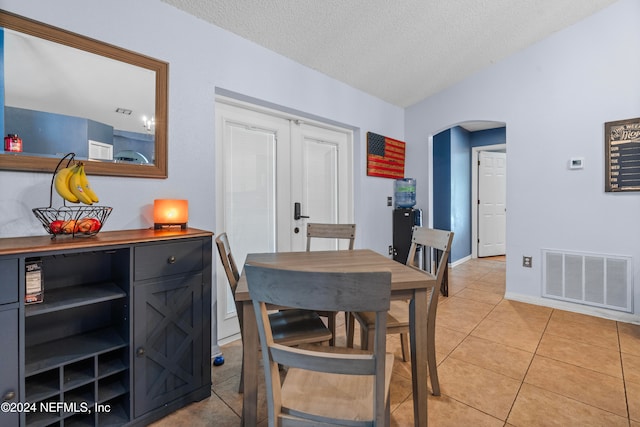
[235,249,436,427]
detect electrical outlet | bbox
[387,196,393,207]
[388,245,393,255]
[523,256,532,268]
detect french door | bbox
[215,100,353,342]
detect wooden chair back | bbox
[215,232,243,325]
[349,226,453,394]
[407,226,453,285]
[306,223,356,251]
[245,264,392,425]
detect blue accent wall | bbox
[433,130,451,230]
[5,107,113,158]
[470,127,506,148]
[450,126,471,262]
[87,119,115,147]
[432,126,506,263]
[4,106,154,160]
[113,130,155,163]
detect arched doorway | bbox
[429,121,506,265]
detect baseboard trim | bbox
[504,292,640,325]
[451,255,471,268]
[214,333,241,358]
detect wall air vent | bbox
[542,249,632,313]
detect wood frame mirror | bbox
[0,10,168,178]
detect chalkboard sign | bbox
[605,117,640,192]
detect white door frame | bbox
[472,143,506,258]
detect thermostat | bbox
[569,157,584,169]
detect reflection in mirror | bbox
[4,29,156,163]
[0,10,168,178]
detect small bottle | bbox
[4,134,23,152]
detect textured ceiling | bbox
[161,0,617,108]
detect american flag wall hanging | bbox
[366,132,406,179]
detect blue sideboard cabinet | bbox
[0,228,213,427]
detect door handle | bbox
[294,202,309,220]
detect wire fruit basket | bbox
[32,153,112,238]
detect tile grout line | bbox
[617,321,632,422]
[501,305,554,425]
[505,312,632,425]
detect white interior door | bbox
[215,101,353,342]
[478,151,506,257]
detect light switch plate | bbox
[569,157,584,169]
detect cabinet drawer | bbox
[135,240,203,281]
[0,258,18,305]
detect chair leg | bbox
[328,312,337,346]
[400,333,410,362]
[428,324,440,395]
[359,321,369,351]
[238,358,244,393]
[441,260,449,297]
[385,391,391,425]
[429,355,440,396]
[366,327,375,352]
[345,312,355,348]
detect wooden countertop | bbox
[0,228,213,256]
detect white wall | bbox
[0,0,403,246]
[405,0,640,322]
[0,0,405,346]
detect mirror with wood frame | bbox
[0,10,168,178]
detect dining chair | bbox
[350,226,453,396]
[306,223,356,251]
[245,263,394,426]
[215,233,332,392]
[306,223,356,345]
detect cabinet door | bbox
[133,273,203,417]
[0,259,18,305]
[0,309,18,426]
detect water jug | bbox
[394,178,416,208]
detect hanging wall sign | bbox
[605,117,640,192]
[366,132,405,179]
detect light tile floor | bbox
[151,256,640,426]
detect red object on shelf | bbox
[4,134,23,152]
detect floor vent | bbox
[542,249,633,312]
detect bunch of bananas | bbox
[53,162,99,205]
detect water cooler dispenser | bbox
[392,208,422,264]
[392,178,423,265]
